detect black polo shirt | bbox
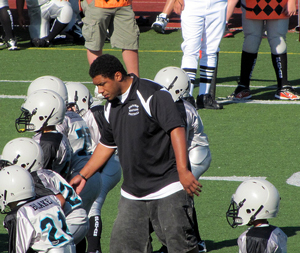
[100,75,185,197]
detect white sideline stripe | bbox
[200,176,267,181]
[1,80,300,104]
[218,99,300,105]
[0,80,267,87]
[0,80,93,84]
[2,95,300,104]
[0,80,296,89]
[0,95,26,99]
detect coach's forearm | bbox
[80,143,115,179]
[170,127,189,173]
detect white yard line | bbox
[1,81,300,104]
[200,176,267,181]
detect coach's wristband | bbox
[79,173,88,181]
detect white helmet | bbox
[94,86,104,104]
[1,137,44,172]
[0,165,35,212]
[65,82,93,116]
[27,75,68,104]
[226,179,280,228]
[154,66,191,102]
[16,89,66,132]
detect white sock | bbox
[199,83,211,95]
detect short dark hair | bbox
[89,54,128,79]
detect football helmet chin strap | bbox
[12,154,37,173]
[249,205,264,224]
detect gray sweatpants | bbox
[110,190,198,253]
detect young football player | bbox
[1,137,89,249]
[24,76,102,252]
[65,81,122,253]
[15,88,72,178]
[226,179,287,253]
[154,66,211,253]
[23,77,101,213]
[0,165,76,253]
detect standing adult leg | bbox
[196,0,226,109]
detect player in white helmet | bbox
[16,0,73,47]
[0,165,76,253]
[27,75,69,103]
[65,81,122,253]
[16,89,72,177]
[154,66,211,178]
[27,76,93,157]
[26,75,102,252]
[226,179,287,253]
[1,137,89,249]
[154,66,211,253]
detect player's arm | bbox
[170,126,202,197]
[69,143,115,194]
[55,193,66,208]
[16,0,26,28]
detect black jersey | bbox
[100,75,184,197]
[238,224,287,253]
[32,131,72,178]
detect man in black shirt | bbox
[70,54,202,253]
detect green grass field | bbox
[1,27,300,252]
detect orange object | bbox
[95,0,131,8]
[78,0,83,12]
[245,0,288,19]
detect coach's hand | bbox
[70,174,87,195]
[179,170,202,197]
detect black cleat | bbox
[196,94,223,110]
[31,38,50,47]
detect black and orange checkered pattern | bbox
[245,0,289,19]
